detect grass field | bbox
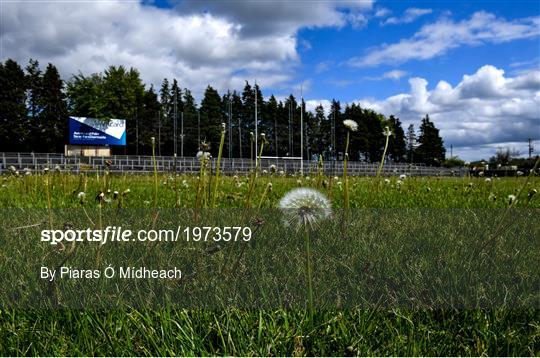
[0,169,539,356]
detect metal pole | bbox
[228,96,232,159]
[158,110,161,156]
[254,80,258,166]
[197,110,200,149]
[135,109,139,155]
[300,84,303,175]
[174,90,177,156]
[181,112,184,157]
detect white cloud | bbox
[355,65,540,160]
[305,99,333,115]
[1,0,372,99]
[374,7,391,18]
[350,11,540,67]
[383,7,432,25]
[365,69,408,81]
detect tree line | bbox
[0,58,446,165]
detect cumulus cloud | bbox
[356,65,540,160]
[1,0,371,98]
[350,11,540,67]
[382,7,432,25]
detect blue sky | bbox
[2,0,539,160]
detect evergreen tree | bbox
[137,85,160,155]
[25,59,41,119]
[406,124,416,163]
[327,100,343,160]
[416,114,446,166]
[37,63,68,152]
[182,88,199,155]
[387,115,406,162]
[0,59,28,151]
[264,95,279,156]
[199,85,223,154]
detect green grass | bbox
[0,171,539,356]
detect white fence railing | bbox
[0,152,465,176]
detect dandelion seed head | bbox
[399,174,407,180]
[384,178,390,184]
[508,194,517,205]
[343,119,358,132]
[485,178,492,182]
[279,188,332,232]
[383,126,392,137]
[196,151,210,161]
[77,192,85,199]
[517,170,524,176]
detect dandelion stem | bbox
[151,137,158,211]
[212,126,226,208]
[305,229,314,321]
[343,131,350,209]
[377,131,391,178]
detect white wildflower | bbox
[508,194,517,205]
[399,174,407,180]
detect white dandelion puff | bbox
[508,194,517,205]
[77,192,86,199]
[343,119,358,132]
[196,151,211,161]
[399,174,407,180]
[279,188,332,232]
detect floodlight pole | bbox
[300,84,304,175]
[181,111,184,158]
[173,90,177,156]
[254,80,258,167]
[197,109,201,149]
[228,95,232,159]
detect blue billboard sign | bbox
[69,116,126,146]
